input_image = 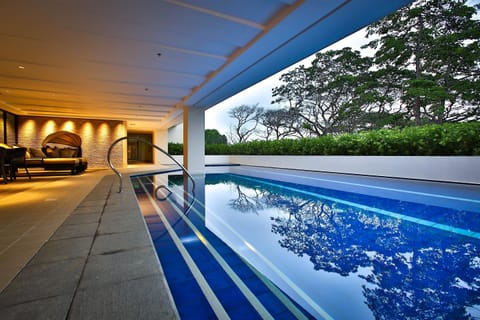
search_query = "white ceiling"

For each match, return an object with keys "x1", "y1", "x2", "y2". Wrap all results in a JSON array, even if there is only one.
[{"x1": 0, "y1": 0, "x2": 413, "y2": 130}]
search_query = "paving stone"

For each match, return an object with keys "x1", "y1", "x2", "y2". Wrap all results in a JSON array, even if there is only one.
[
  {"x1": 101, "y1": 208, "x2": 135, "y2": 218},
  {"x1": 82, "y1": 190, "x2": 111, "y2": 201},
  {"x1": 71, "y1": 206, "x2": 103, "y2": 215},
  {"x1": 102, "y1": 205, "x2": 141, "y2": 215},
  {"x1": 50, "y1": 222, "x2": 98, "y2": 240},
  {"x1": 69, "y1": 275, "x2": 177, "y2": 320},
  {"x1": 0, "y1": 294, "x2": 71, "y2": 320},
  {"x1": 97, "y1": 216, "x2": 145, "y2": 235},
  {"x1": 77, "y1": 200, "x2": 106, "y2": 208},
  {"x1": 91, "y1": 231, "x2": 151, "y2": 255},
  {"x1": 79, "y1": 247, "x2": 160, "y2": 289},
  {"x1": 0, "y1": 258, "x2": 84, "y2": 307},
  {"x1": 63, "y1": 213, "x2": 101, "y2": 225},
  {"x1": 28, "y1": 237, "x2": 93, "y2": 266}
]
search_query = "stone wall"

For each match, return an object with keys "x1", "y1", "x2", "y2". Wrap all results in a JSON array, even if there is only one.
[{"x1": 17, "y1": 116, "x2": 127, "y2": 169}]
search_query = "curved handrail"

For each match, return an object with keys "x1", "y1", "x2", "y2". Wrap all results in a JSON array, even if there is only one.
[
  {"x1": 155, "y1": 185, "x2": 172, "y2": 201},
  {"x1": 107, "y1": 136, "x2": 196, "y2": 194}
]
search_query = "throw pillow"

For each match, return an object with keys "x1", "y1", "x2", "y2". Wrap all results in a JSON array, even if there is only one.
[{"x1": 29, "y1": 147, "x2": 46, "y2": 158}]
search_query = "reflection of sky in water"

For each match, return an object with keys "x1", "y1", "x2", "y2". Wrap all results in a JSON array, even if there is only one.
[{"x1": 203, "y1": 174, "x2": 480, "y2": 320}]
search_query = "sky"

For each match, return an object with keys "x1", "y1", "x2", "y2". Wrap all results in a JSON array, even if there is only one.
[{"x1": 204, "y1": 27, "x2": 375, "y2": 137}]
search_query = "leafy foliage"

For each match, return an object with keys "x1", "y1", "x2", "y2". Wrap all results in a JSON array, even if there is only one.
[
  {"x1": 364, "y1": 0, "x2": 480, "y2": 124},
  {"x1": 205, "y1": 129, "x2": 227, "y2": 145},
  {"x1": 172, "y1": 122, "x2": 480, "y2": 156},
  {"x1": 168, "y1": 142, "x2": 183, "y2": 155},
  {"x1": 272, "y1": 48, "x2": 375, "y2": 136},
  {"x1": 267, "y1": 0, "x2": 480, "y2": 135}
]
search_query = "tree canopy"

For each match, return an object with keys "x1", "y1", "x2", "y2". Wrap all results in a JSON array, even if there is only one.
[
  {"x1": 263, "y1": 0, "x2": 480, "y2": 138},
  {"x1": 205, "y1": 129, "x2": 227, "y2": 145},
  {"x1": 223, "y1": 0, "x2": 479, "y2": 142},
  {"x1": 364, "y1": 0, "x2": 480, "y2": 125}
]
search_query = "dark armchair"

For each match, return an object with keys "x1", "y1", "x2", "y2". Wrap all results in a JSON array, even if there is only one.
[{"x1": 0, "y1": 144, "x2": 30, "y2": 183}]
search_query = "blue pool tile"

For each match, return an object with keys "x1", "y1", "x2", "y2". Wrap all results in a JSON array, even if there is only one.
[
  {"x1": 202, "y1": 269, "x2": 234, "y2": 291},
  {"x1": 221, "y1": 252, "x2": 245, "y2": 267},
  {"x1": 147, "y1": 222, "x2": 166, "y2": 232},
  {"x1": 153, "y1": 241, "x2": 178, "y2": 255},
  {"x1": 179, "y1": 303, "x2": 216, "y2": 320},
  {"x1": 228, "y1": 303, "x2": 262, "y2": 320},
  {"x1": 275, "y1": 309, "x2": 314, "y2": 320},
  {"x1": 169, "y1": 279, "x2": 216, "y2": 320},
  {"x1": 243, "y1": 276, "x2": 270, "y2": 296},
  {"x1": 216, "y1": 285, "x2": 254, "y2": 312},
  {"x1": 233, "y1": 263, "x2": 256, "y2": 279},
  {"x1": 257, "y1": 290, "x2": 290, "y2": 315}
]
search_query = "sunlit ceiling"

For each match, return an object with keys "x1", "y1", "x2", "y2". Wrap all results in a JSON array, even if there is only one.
[{"x1": 0, "y1": 0, "x2": 413, "y2": 130}]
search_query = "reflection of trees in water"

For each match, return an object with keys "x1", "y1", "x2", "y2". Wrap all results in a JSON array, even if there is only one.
[
  {"x1": 363, "y1": 241, "x2": 480, "y2": 320},
  {"x1": 229, "y1": 184, "x2": 268, "y2": 214},
  {"x1": 207, "y1": 174, "x2": 480, "y2": 319}
]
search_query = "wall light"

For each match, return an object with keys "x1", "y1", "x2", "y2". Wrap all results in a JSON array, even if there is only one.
[
  {"x1": 43, "y1": 120, "x2": 57, "y2": 136},
  {"x1": 62, "y1": 120, "x2": 75, "y2": 132}
]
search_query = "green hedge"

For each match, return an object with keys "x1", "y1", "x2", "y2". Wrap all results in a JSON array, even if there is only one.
[
  {"x1": 168, "y1": 143, "x2": 183, "y2": 155},
  {"x1": 169, "y1": 122, "x2": 480, "y2": 156}
]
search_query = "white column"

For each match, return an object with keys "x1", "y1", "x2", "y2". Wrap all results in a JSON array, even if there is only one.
[
  {"x1": 183, "y1": 106, "x2": 205, "y2": 174},
  {"x1": 153, "y1": 128, "x2": 168, "y2": 165}
]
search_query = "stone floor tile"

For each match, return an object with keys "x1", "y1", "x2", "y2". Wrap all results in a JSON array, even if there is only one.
[
  {"x1": 50, "y1": 222, "x2": 98, "y2": 240},
  {"x1": 0, "y1": 294, "x2": 71, "y2": 320},
  {"x1": 71, "y1": 206, "x2": 103, "y2": 215},
  {"x1": 63, "y1": 213, "x2": 101, "y2": 225},
  {"x1": 0, "y1": 258, "x2": 85, "y2": 307},
  {"x1": 28, "y1": 237, "x2": 93, "y2": 266},
  {"x1": 91, "y1": 231, "x2": 151, "y2": 255},
  {"x1": 79, "y1": 247, "x2": 160, "y2": 289},
  {"x1": 69, "y1": 275, "x2": 177, "y2": 320},
  {"x1": 77, "y1": 199, "x2": 106, "y2": 208},
  {"x1": 97, "y1": 216, "x2": 145, "y2": 235}
]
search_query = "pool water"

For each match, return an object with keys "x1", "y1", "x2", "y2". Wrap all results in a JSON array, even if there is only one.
[{"x1": 132, "y1": 166, "x2": 480, "y2": 319}]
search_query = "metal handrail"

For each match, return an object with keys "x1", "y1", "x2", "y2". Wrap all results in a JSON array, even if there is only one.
[
  {"x1": 107, "y1": 136, "x2": 196, "y2": 194},
  {"x1": 155, "y1": 185, "x2": 172, "y2": 201}
]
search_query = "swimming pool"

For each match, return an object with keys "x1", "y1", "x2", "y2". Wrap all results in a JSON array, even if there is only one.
[{"x1": 132, "y1": 166, "x2": 480, "y2": 319}]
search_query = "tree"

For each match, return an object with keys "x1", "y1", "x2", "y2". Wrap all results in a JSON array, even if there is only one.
[
  {"x1": 364, "y1": 0, "x2": 480, "y2": 124},
  {"x1": 259, "y1": 109, "x2": 301, "y2": 140},
  {"x1": 205, "y1": 129, "x2": 227, "y2": 144},
  {"x1": 228, "y1": 104, "x2": 264, "y2": 143},
  {"x1": 272, "y1": 48, "x2": 374, "y2": 135}
]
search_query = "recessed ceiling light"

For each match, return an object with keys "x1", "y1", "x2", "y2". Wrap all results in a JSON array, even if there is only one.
[{"x1": 18, "y1": 65, "x2": 25, "y2": 69}]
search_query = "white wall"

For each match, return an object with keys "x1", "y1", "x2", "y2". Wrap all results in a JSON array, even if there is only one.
[
  {"x1": 168, "y1": 124, "x2": 183, "y2": 143},
  {"x1": 153, "y1": 129, "x2": 169, "y2": 165},
  {"x1": 197, "y1": 155, "x2": 480, "y2": 185}
]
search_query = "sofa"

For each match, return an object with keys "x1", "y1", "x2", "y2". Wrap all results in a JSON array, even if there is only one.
[
  {"x1": 25, "y1": 147, "x2": 88, "y2": 174},
  {"x1": 21, "y1": 131, "x2": 88, "y2": 175}
]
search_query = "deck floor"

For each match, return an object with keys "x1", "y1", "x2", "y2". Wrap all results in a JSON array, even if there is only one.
[{"x1": 0, "y1": 167, "x2": 177, "y2": 319}]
